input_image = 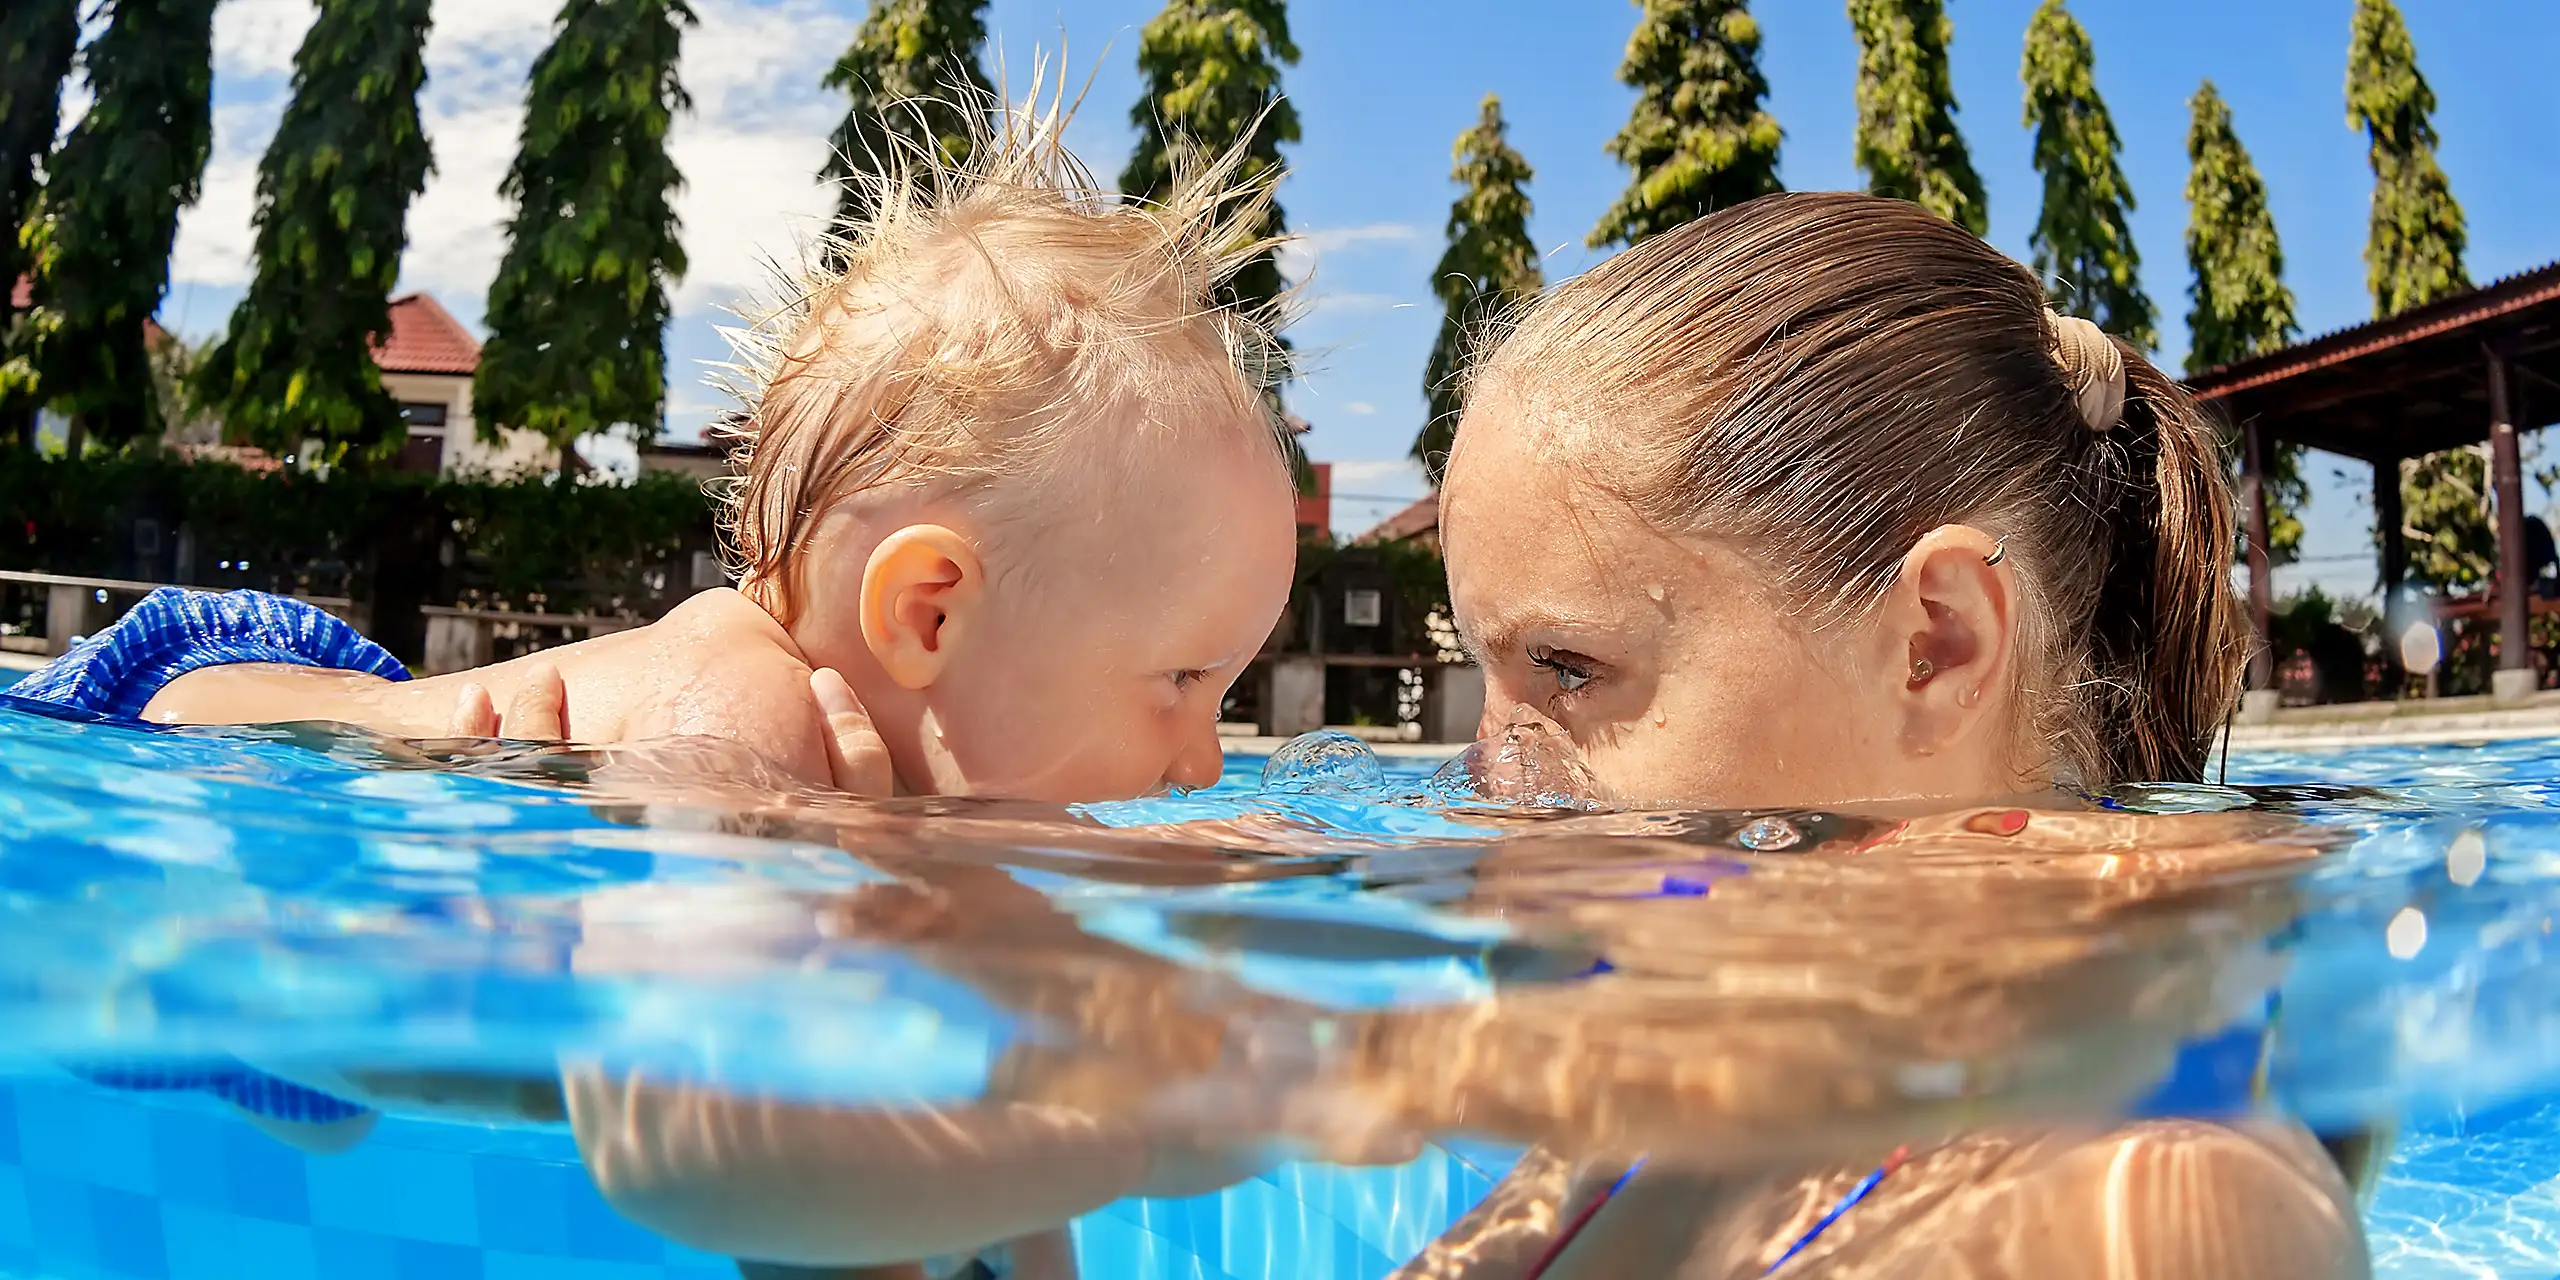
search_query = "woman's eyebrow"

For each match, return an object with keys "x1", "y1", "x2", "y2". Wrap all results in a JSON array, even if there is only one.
[{"x1": 1467, "y1": 608, "x2": 1592, "y2": 660}]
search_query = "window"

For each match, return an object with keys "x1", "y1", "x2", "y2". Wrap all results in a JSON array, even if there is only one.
[
  {"x1": 396, "y1": 432, "x2": 445, "y2": 473},
  {"x1": 1344, "y1": 588, "x2": 1383, "y2": 628},
  {"x1": 399, "y1": 401, "x2": 449, "y2": 428}
]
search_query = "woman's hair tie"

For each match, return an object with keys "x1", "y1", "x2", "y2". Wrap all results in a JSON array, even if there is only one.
[{"x1": 2045, "y1": 310, "x2": 2126, "y2": 434}]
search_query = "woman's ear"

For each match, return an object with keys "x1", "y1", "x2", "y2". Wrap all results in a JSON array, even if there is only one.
[
  {"x1": 859, "y1": 526, "x2": 983, "y2": 691},
  {"x1": 1879, "y1": 524, "x2": 2016, "y2": 758}
]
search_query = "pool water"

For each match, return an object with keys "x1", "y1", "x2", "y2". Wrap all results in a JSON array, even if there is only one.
[{"x1": 0, "y1": 692, "x2": 2557, "y2": 1278}]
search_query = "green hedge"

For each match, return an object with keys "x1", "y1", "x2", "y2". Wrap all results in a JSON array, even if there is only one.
[{"x1": 0, "y1": 451, "x2": 718, "y2": 615}]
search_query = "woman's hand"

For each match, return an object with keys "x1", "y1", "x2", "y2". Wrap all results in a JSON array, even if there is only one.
[
  {"x1": 445, "y1": 662, "x2": 567, "y2": 739},
  {"x1": 808, "y1": 667, "x2": 893, "y2": 796}
]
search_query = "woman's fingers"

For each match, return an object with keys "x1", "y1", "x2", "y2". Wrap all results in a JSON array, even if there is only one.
[
  {"x1": 811, "y1": 667, "x2": 894, "y2": 796},
  {"x1": 449, "y1": 683, "x2": 497, "y2": 737},
  {"x1": 502, "y1": 663, "x2": 569, "y2": 740}
]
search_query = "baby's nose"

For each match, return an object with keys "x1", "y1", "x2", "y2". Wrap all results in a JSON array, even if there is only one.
[{"x1": 1165, "y1": 723, "x2": 1226, "y2": 791}]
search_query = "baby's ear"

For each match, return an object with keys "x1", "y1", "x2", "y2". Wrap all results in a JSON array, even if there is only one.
[{"x1": 859, "y1": 525, "x2": 982, "y2": 690}]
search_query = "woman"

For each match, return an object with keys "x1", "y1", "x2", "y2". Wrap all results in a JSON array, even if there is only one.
[{"x1": 1381, "y1": 189, "x2": 2362, "y2": 1277}]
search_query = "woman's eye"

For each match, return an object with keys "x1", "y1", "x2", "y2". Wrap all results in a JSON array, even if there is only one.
[{"x1": 1527, "y1": 646, "x2": 1597, "y2": 693}]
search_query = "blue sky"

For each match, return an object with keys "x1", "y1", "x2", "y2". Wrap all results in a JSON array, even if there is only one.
[{"x1": 161, "y1": 0, "x2": 2560, "y2": 595}]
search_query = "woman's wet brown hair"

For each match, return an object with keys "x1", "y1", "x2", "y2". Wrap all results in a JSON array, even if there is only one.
[{"x1": 1468, "y1": 191, "x2": 2248, "y2": 787}]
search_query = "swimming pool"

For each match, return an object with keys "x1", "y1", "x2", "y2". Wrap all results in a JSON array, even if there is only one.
[{"x1": 0, "y1": 691, "x2": 2555, "y2": 1278}]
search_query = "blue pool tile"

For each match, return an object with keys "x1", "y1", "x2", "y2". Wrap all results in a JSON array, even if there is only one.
[
  {"x1": 24, "y1": 1170, "x2": 97, "y2": 1270},
  {"x1": 312, "y1": 1227, "x2": 398, "y2": 1279},
  {"x1": 0, "y1": 1166, "x2": 28, "y2": 1251},
  {"x1": 481, "y1": 1251, "x2": 661, "y2": 1280},
  {"x1": 559, "y1": 1174, "x2": 668, "y2": 1264},
  {"x1": 658, "y1": 1237, "x2": 735, "y2": 1270},
  {"x1": 308, "y1": 1146, "x2": 478, "y2": 1247},
  {"x1": 228, "y1": 1217, "x2": 321, "y2": 1280},
  {"x1": 393, "y1": 1238, "x2": 483, "y2": 1280},
  {"x1": 0, "y1": 1083, "x2": 20, "y2": 1164},
  {"x1": 145, "y1": 1109, "x2": 234, "y2": 1214},
  {"x1": 1076, "y1": 1210, "x2": 1220, "y2": 1280},
  {"x1": 218, "y1": 1125, "x2": 309, "y2": 1224},
  {"x1": 20, "y1": 1089, "x2": 157, "y2": 1197},
  {"x1": 1217, "y1": 1176, "x2": 1310, "y2": 1280},
  {"x1": 88, "y1": 1185, "x2": 169, "y2": 1279},
  {"x1": 470, "y1": 1155, "x2": 572, "y2": 1255},
  {"x1": 157, "y1": 1203, "x2": 243, "y2": 1280}
]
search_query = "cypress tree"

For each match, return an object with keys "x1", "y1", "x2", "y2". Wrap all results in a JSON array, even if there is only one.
[
  {"x1": 0, "y1": 0, "x2": 81, "y2": 447},
  {"x1": 0, "y1": 0, "x2": 79, "y2": 321},
  {"x1": 1122, "y1": 0, "x2": 1297, "y2": 325},
  {"x1": 2183, "y1": 83, "x2": 2296, "y2": 375},
  {"x1": 7, "y1": 0, "x2": 218, "y2": 450},
  {"x1": 2184, "y1": 79, "x2": 2304, "y2": 559},
  {"x1": 2347, "y1": 0, "x2": 2479, "y2": 590},
  {"x1": 194, "y1": 0, "x2": 436, "y2": 467},
  {"x1": 476, "y1": 0, "x2": 695, "y2": 466},
  {"x1": 1417, "y1": 95, "x2": 1540, "y2": 484},
  {"x1": 821, "y1": 0, "x2": 992, "y2": 229},
  {"x1": 2020, "y1": 0, "x2": 2151, "y2": 348},
  {"x1": 2347, "y1": 0, "x2": 2467, "y2": 318},
  {"x1": 1588, "y1": 0, "x2": 1782, "y2": 251},
  {"x1": 1848, "y1": 0, "x2": 1985, "y2": 236},
  {"x1": 1122, "y1": 0, "x2": 1306, "y2": 482}
]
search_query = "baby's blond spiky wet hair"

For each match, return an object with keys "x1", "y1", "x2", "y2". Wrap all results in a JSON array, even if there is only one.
[{"x1": 712, "y1": 83, "x2": 1294, "y2": 620}]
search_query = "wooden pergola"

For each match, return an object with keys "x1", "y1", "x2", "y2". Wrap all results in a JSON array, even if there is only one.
[{"x1": 2187, "y1": 261, "x2": 2560, "y2": 692}]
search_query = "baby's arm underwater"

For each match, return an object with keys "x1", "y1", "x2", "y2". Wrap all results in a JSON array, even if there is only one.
[{"x1": 554, "y1": 859, "x2": 1392, "y2": 1272}]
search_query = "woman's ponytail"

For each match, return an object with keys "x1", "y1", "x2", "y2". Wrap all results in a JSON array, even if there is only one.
[{"x1": 2087, "y1": 351, "x2": 2251, "y2": 784}]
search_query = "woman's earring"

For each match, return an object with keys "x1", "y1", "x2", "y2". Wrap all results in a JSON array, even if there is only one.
[
  {"x1": 1983, "y1": 537, "x2": 2008, "y2": 568},
  {"x1": 1910, "y1": 657, "x2": 1936, "y2": 684}
]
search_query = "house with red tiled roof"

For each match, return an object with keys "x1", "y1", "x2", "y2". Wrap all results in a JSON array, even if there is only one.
[
  {"x1": 1358, "y1": 491, "x2": 1439, "y2": 553},
  {"x1": 373, "y1": 292, "x2": 552, "y2": 478},
  {"x1": 12, "y1": 283, "x2": 542, "y2": 475}
]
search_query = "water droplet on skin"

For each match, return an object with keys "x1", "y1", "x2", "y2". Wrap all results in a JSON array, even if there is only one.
[
  {"x1": 2387, "y1": 906, "x2": 2428, "y2": 960},
  {"x1": 2448, "y1": 828, "x2": 2487, "y2": 887},
  {"x1": 1737, "y1": 817, "x2": 1801, "y2": 851},
  {"x1": 1645, "y1": 584, "x2": 1665, "y2": 602},
  {"x1": 1896, "y1": 1060, "x2": 1966, "y2": 1099},
  {"x1": 1651, "y1": 711, "x2": 1668, "y2": 728}
]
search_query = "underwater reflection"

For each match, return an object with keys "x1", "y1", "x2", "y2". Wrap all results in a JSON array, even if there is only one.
[{"x1": 12, "y1": 709, "x2": 2560, "y2": 1276}]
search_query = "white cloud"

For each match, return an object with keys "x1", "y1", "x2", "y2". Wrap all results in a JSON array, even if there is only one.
[
  {"x1": 1278, "y1": 220, "x2": 1427, "y2": 283},
  {"x1": 1326, "y1": 457, "x2": 1428, "y2": 496},
  {"x1": 210, "y1": 0, "x2": 315, "y2": 80},
  {"x1": 1343, "y1": 401, "x2": 1376, "y2": 415},
  {"x1": 1302, "y1": 291, "x2": 1407, "y2": 316},
  {"x1": 1302, "y1": 222, "x2": 1428, "y2": 254},
  {"x1": 172, "y1": 0, "x2": 857, "y2": 342}
]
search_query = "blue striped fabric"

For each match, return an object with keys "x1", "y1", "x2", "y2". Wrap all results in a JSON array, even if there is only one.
[
  {"x1": 63, "y1": 1065, "x2": 371, "y2": 1127},
  {"x1": 9, "y1": 588, "x2": 407, "y2": 721},
  {"x1": 5, "y1": 588, "x2": 406, "y2": 1135}
]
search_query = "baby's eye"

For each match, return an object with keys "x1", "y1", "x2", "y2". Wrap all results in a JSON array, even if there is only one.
[
  {"x1": 1527, "y1": 646, "x2": 1598, "y2": 694},
  {"x1": 1171, "y1": 668, "x2": 1209, "y2": 692}
]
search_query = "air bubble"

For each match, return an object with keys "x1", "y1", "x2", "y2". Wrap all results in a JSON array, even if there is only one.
[{"x1": 1261, "y1": 730, "x2": 1385, "y2": 795}]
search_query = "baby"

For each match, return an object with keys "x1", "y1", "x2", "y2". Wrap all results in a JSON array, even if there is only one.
[
  {"x1": 2, "y1": 104, "x2": 1306, "y2": 1280},
  {"x1": 52, "y1": 108, "x2": 1299, "y2": 804}
]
